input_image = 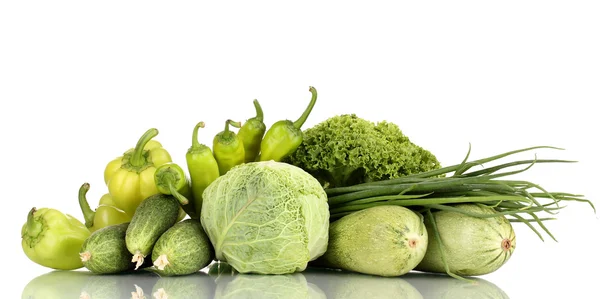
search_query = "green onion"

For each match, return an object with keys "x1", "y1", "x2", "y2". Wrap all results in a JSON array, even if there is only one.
[
  {"x1": 326, "y1": 145, "x2": 595, "y2": 238},
  {"x1": 325, "y1": 145, "x2": 594, "y2": 280}
]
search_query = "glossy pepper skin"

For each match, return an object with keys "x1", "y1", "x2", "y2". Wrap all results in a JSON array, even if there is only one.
[
  {"x1": 155, "y1": 162, "x2": 197, "y2": 219},
  {"x1": 104, "y1": 128, "x2": 172, "y2": 216},
  {"x1": 259, "y1": 86, "x2": 318, "y2": 162},
  {"x1": 238, "y1": 99, "x2": 266, "y2": 163},
  {"x1": 213, "y1": 119, "x2": 245, "y2": 175},
  {"x1": 186, "y1": 122, "x2": 220, "y2": 216},
  {"x1": 78, "y1": 183, "x2": 132, "y2": 233},
  {"x1": 21, "y1": 207, "x2": 91, "y2": 270}
]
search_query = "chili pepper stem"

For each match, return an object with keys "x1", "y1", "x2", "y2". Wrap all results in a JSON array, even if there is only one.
[
  {"x1": 155, "y1": 164, "x2": 191, "y2": 206},
  {"x1": 130, "y1": 128, "x2": 159, "y2": 167},
  {"x1": 26, "y1": 208, "x2": 43, "y2": 238},
  {"x1": 191, "y1": 122, "x2": 206, "y2": 149},
  {"x1": 225, "y1": 119, "x2": 242, "y2": 133},
  {"x1": 168, "y1": 183, "x2": 189, "y2": 206},
  {"x1": 78, "y1": 183, "x2": 95, "y2": 228},
  {"x1": 293, "y1": 86, "x2": 318, "y2": 129},
  {"x1": 253, "y1": 99, "x2": 264, "y2": 122}
]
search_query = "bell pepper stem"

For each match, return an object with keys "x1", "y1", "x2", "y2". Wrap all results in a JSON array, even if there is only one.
[
  {"x1": 253, "y1": 99, "x2": 264, "y2": 122},
  {"x1": 191, "y1": 122, "x2": 206, "y2": 149},
  {"x1": 26, "y1": 207, "x2": 43, "y2": 237},
  {"x1": 293, "y1": 86, "x2": 318, "y2": 129},
  {"x1": 78, "y1": 183, "x2": 95, "y2": 228},
  {"x1": 169, "y1": 183, "x2": 189, "y2": 206},
  {"x1": 130, "y1": 128, "x2": 159, "y2": 167}
]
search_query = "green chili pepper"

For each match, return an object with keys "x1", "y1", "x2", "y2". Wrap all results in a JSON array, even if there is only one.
[
  {"x1": 186, "y1": 122, "x2": 220, "y2": 217},
  {"x1": 238, "y1": 99, "x2": 267, "y2": 163},
  {"x1": 21, "y1": 207, "x2": 91, "y2": 270},
  {"x1": 78, "y1": 183, "x2": 132, "y2": 233},
  {"x1": 155, "y1": 162, "x2": 198, "y2": 219},
  {"x1": 259, "y1": 86, "x2": 318, "y2": 162},
  {"x1": 213, "y1": 119, "x2": 245, "y2": 175}
]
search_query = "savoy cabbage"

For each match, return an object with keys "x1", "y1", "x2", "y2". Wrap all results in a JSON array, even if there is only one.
[{"x1": 200, "y1": 161, "x2": 330, "y2": 274}]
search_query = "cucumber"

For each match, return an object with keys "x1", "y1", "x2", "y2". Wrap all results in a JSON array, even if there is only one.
[
  {"x1": 315, "y1": 205, "x2": 428, "y2": 277},
  {"x1": 151, "y1": 272, "x2": 215, "y2": 299},
  {"x1": 415, "y1": 203, "x2": 516, "y2": 276},
  {"x1": 151, "y1": 219, "x2": 214, "y2": 276},
  {"x1": 79, "y1": 274, "x2": 120, "y2": 299},
  {"x1": 80, "y1": 271, "x2": 160, "y2": 299},
  {"x1": 79, "y1": 222, "x2": 133, "y2": 274},
  {"x1": 126, "y1": 194, "x2": 181, "y2": 270}
]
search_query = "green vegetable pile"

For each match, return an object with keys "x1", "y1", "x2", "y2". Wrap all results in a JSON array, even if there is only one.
[{"x1": 21, "y1": 86, "x2": 594, "y2": 283}]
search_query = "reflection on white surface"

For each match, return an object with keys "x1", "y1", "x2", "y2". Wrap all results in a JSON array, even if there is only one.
[
  {"x1": 214, "y1": 272, "x2": 325, "y2": 299},
  {"x1": 402, "y1": 272, "x2": 510, "y2": 299},
  {"x1": 149, "y1": 272, "x2": 214, "y2": 299},
  {"x1": 21, "y1": 270, "x2": 163, "y2": 299},
  {"x1": 21, "y1": 263, "x2": 509, "y2": 299}
]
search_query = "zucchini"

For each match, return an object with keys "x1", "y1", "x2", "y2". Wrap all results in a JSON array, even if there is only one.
[
  {"x1": 315, "y1": 205, "x2": 428, "y2": 277},
  {"x1": 303, "y1": 268, "x2": 421, "y2": 299},
  {"x1": 151, "y1": 219, "x2": 214, "y2": 276},
  {"x1": 79, "y1": 222, "x2": 132, "y2": 274},
  {"x1": 126, "y1": 194, "x2": 181, "y2": 270},
  {"x1": 415, "y1": 203, "x2": 516, "y2": 276},
  {"x1": 405, "y1": 273, "x2": 509, "y2": 298}
]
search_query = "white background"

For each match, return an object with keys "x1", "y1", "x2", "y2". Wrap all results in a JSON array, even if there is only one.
[{"x1": 2, "y1": 1, "x2": 599, "y2": 298}]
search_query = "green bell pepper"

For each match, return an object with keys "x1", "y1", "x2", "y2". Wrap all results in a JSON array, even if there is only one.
[{"x1": 21, "y1": 207, "x2": 91, "y2": 270}]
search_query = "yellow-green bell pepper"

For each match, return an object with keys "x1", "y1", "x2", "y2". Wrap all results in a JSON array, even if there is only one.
[
  {"x1": 21, "y1": 207, "x2": 91, "y2": 270},
  {"x1": 78, "y1": 183, "x2": 132, "y2": 232},
  {"x1": 103, "y1": 128, "x2": 172, "y2": 216}
]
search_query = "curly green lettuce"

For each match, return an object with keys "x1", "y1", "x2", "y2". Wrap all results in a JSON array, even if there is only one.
[{"x1": 284, "y1": 114, "x2": 441, "y2": 188}]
